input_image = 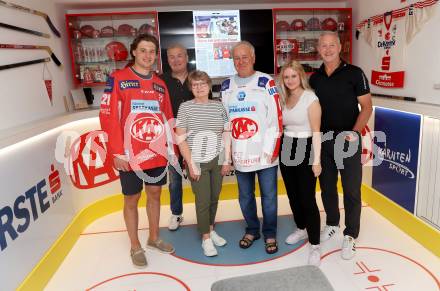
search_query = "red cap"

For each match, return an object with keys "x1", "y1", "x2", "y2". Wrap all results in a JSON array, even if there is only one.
[
  {"x1": 276, "y1": 21, "x2": 290, "y2": 32},
  {"x1": 291, "y1": 19, "x2": 306, "y2": 31},
  {"x1": 322, "y1": 18, "x2": 338, "y2": 31}
]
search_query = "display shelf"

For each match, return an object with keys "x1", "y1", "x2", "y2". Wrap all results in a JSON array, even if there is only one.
[
  {"x1": 65, "y1": 11, "x2": 159, "y2": 87},
  {"x1": 273, "y1": 8, "x2": 352, "y2": 74}
]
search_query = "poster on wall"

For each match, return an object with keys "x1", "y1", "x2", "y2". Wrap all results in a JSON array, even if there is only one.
[
  {"x1": 193, "y1": 10, "x2": 240, "y2": 77},
  {"x1": 372, "y1": 107, "x2": 421, "y2": 213}
]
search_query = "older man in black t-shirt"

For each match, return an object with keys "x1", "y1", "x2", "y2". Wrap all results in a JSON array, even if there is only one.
[
  {"x1": 309, "y1": 31, "x2": 372, "y2": 260},
  {"x1": 161, "y1": 44, "x2": 194, "y2": 231}
]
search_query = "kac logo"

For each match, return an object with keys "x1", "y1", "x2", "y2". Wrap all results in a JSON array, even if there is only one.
[
  {"x1": 69, "y1": 131, "x2": 119, "y2": 189},
  {"x1": 0, "y1": 165, "x2": 63, "y2": 251},
  {"x1": 231, "y1": 117, "x2": 258, "y2": 140},
  {"x1": 130, "y1": 116, "x2": 164, "y2": 143}
]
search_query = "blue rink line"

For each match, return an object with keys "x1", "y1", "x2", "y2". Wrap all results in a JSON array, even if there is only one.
[{"x1": 159, "y1": 215, "x2": 307, "y2": 266}]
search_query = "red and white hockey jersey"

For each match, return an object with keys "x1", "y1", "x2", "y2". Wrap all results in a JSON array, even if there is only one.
[
  {"x1": 357, "y1": 0, "x2": 437, "y2": 88},
  {"x1": 99, "y1": 67, "x2": 175, "y2": 171},
  {"x1": 221, "y1": 72, "x2": 283, "y2": 172}
]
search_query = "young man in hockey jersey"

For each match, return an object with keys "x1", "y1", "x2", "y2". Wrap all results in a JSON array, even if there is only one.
[
  {"x1": 99, "y1": 34, "x2": 176, "y2": 268},
  {"x1": 221, "y1": 41, "x2": 283, "y2": 254},
  {"x1": 309, "y1": 31, "x2": 372, "y2": 259}
]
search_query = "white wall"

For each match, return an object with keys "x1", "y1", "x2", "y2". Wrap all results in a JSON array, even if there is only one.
[
  {"x1": 348, "y1": 0, "x2": 440, "y2": 105},
  {"x1": 0, "y1": 0, "x2": 72, "y2": 132}
]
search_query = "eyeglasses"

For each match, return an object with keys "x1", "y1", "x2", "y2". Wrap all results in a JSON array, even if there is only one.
[{"x1": 191, "y1": 82, "x2": 209, "y2": 88}]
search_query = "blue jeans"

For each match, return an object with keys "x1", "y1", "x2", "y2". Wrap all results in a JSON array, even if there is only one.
[
  {"x1": 169, "y1": 157, "x2": 184, "y2": 215},
  {"x1": 235, "y1": 166, "x2": 278, "y2": 239}
]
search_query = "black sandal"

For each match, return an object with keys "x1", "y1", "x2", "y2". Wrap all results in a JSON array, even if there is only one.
[
  {"x1": 239, "y1": 234, "x2": 261, "y2": 249},
  {"x1": 265, "y1": 239, "x2": 278, "y2": 254}
]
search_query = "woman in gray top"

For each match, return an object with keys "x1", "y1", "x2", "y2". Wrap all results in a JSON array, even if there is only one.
[{"x1": 176, "y1": 70, "x2": 232, "y2": 257}]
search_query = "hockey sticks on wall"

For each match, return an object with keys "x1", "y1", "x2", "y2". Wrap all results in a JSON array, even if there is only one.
[
  {"x1": 0, "y1": 22, "x2": 50, "y2": 38},
  {"x1": 0, "y1": 43, "x2": 62, "y2": 66},
  {"x1": 0, "y1": 57, "x2": 50, "y2": 71},
  {"x1": 0, "y1": 0, "x2": 61, "y2": 37}
]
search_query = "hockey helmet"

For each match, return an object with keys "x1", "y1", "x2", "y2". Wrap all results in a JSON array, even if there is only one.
[
  {"x1": 80, "y1": 25, "x2": 95, "y2": 38},
  {"x1": 105, "y1": 41, "x2": 128, "y2": 61},
  {"x1": 139, "y1": 23, "x2": 155, "y2": 36},
  {"x1": 117, "y1": 24, "x2": 134, "y2": 36},
  {"x1": 322, "y1": 18, "x2": 338, "y2": 31},
  {"x1": 306, "y1": 17, "x2": 321, "y2": 31},
  {"x1": 100, "y1": 26, "x2": 115, "y2": 37},
  {"x1": 276, "y1": 21, "x2": 290, "y2": 32},
  {"x1": 291, "y1": 19, "x2": 306, "y2": 31}
]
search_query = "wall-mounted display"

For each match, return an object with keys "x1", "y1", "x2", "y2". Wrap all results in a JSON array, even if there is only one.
[
  {"x1": 273, "y1": 8, "x2": 352, "y2": 74},
  {"x1": 65, "y1": 11, "x2": 160, "y2": 87}
]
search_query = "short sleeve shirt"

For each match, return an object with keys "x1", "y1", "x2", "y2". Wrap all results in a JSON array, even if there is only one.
[{"x1": 309, "y1": 61, "x2": 370, "y2": 132}]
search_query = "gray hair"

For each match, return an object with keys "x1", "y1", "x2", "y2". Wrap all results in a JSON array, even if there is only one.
[
  {"x1": 167, "y1": 43, "x2": 188, "y2": 55},
  {"x1": 318, "y1": 31, "x2": 341, "y2": 46},
  {"x1": 232, "y1": 41, "x2": 255, "y2": 57}
]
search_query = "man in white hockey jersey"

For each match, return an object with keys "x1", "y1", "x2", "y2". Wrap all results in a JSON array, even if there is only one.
[{"x1": 221, "y1": 41, "x2": 283, "y2": 254}]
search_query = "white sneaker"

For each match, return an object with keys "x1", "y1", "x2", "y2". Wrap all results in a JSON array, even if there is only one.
[
  {"x1": 168, "y1": 214, "x2": 183, "y2": 231},
  {"x1": 341, "y1": 235, "x2": 356, "y2": 260},
  {"x1": 210, "y1": 230, "x2": 227, "y2": 247},
  {"x1": 308, "y1": 244, "x2": 321, "y2": 266},
  {"x1": 320, "y1": 225, "x2": 340, "y2": 242},
  {"x1": 285, "y1": 228, "x2": 308, "y2": 245},
  {"x1": 202, "y1": 238, "x2": 218, "y2": 257}
]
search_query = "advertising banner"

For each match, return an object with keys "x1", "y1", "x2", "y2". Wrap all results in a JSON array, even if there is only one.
[{"x1": 372, "y1": 107, "x2": 421, "y2": 213}]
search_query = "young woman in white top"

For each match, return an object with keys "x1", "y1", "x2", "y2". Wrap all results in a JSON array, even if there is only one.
[{"x1": 278, "y1": 60, "x2": 322, "y2": 266}]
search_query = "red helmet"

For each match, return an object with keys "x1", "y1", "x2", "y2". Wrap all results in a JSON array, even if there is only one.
[
  {"x1": 306, "y1": 17, "x2": 321, "y2": 31},
  {"x1": 276, "y1": 21, "x2": 290, "y2": 32},
  {"x1": 100, "y1": 26, "x2": 115, "y2": 37},
  {"x1": 291, "y1": 19, "x2": 306, "y2": 31},
  {"x1": 105, "y1": 41, "x2": 128, "y2": 61},
  {"x1": 117, "y1": 24, "x2": 134, "y2": 36},
  {"x1": 80, "y1": 25, "x2": 95, "y2": 38},
  {"x1": 322, "y1": 18, "x2": 338, "y2": 31},
  {"x1": 139, "y1": 24, "x2": 155, "y2": 36}
]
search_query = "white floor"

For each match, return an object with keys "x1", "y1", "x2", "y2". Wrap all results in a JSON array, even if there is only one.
[{"x1": 45, "y1": 194, "x2": 440, "y2": 291}]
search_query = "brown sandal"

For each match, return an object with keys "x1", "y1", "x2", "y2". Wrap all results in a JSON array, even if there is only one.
[
  {"x1": 265, "y1": 239, "x2": 278, "y2": 254},
  {"x1": 239, "y1": 234, "x2": 261, "y2": 249}
]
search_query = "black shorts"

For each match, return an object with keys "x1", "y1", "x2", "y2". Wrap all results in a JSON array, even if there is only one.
[{"x1": 119, "y1": 167, "x2": 167, "y2": 195}]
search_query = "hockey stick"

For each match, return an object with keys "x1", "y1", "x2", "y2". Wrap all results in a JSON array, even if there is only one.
[
  {"x1": 0, "y1": 57, "x2": 50, "y2": 71},
  {"x1": 0, "y1": 0, "x2": 60, "y2": 37},
  {"x1": 0, "y1": 43, "x2": 61, "y2": 66},
  {"x1": 0, "y1": 22, "x2": 50, "y2": 38}
]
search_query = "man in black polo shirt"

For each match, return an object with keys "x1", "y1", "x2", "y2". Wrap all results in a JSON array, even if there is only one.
[
  {"x1": 161, "y1": 44, "x2": 194, "y2": 230},
  {"x1": 309, "y1": 31, "x2": 372, "y2": 260}
]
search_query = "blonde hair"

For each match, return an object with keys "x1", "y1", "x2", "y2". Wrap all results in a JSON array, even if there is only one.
[
  {"x1": 278, "y1": 60, "x2": 311, "y2": 108},
  {"x1": 187, "y1": 70, "x2": 212, "y2": 89}
]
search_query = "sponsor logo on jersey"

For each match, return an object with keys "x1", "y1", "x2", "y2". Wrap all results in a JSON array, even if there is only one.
[
  {"x1": 131, "y1": 100, "x2": 161, "y2": 113},
  {"x1": 69, "y1": 131, "x2": 119, "y2": 189},
  {"x1": 153, "y1": 83, "x2": 165, "y2": 94},
  {"x1": 268, "y1": 79, "x2": 278, "y2": 96},
  {"x1": 257, "y1": 76, "x2": 269, "y2": 88},
  {"x1": 221, "y1": 79, "x2": 230, "y2": 91},
  {"x1": 236, "y1": 91, "x2": 246, "y2": 101},
  {"x1": 231, "y1": 117, "x2": 259, "y2": 140},
  {"x1": 377, "y1": 39, "x2": 396, "y2": 50},
  {"x1": 228, "y1": 102, "x2": 257, "y2": 115},
  {"x1": 119, "y1": 80, "x2": 140, "y2": 90},
  {"x1": 0, "y1": 165, "x2": 63, "y2": 251},
  {"x1": 130, "y1": 116, "x2": 164, "y2": 143},
  {"x1": 104, "y1": 76, "x2": 114, "y2": 93}
]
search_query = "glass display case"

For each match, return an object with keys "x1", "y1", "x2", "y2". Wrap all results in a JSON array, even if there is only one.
[
  {"x1": 273, "y1": 8, "x2": 352, "y2": 74},
  {"x1": 66, "y1": 11, "x2": 160, "y2": 87}
]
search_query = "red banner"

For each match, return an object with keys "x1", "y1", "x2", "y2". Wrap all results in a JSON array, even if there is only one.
[
  {"x1": 44, "y1": 79, "x2": 53, "y2": 105},
  {"x1": 371, "y1": 70, "x2": 405, "y2": 88}
]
